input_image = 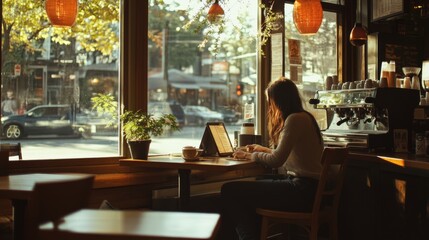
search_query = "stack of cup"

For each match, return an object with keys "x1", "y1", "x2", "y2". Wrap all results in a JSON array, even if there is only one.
[
  {"x1": 396, "y1": 78, "x2": 402, "y2": 88},
  {"x1": 387, "y1": 61, "x2": 396, "y2": 88},
  {"x1": 380, "y1": 61, "x2": 389, "y2": 80},
  {"x1": 331, "y1": 75, "x2": 339, "y2": 90},
  {"x1": 325, "y1": 76, "x2": 333, "y2": 90}
]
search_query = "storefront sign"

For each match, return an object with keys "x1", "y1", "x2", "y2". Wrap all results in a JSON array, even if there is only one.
[{"x1": 14, "y1": 64, "x2": 21, "y2": 76}]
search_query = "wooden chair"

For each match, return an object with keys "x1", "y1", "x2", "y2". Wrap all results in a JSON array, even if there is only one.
[
  {"x1": 0, "y1": 143, "x2": 22, "y2": 160},
  {"x1": 26, "y1": 174, "x2": 95, "y2": 240},
  {"x1": 0, "y1": 149, "x2": 9, "y2": 176},
  {"x1": 256, "y1": 147, "x2": 349, "y2": 240},
  {"x1": 0, "y1": 149, "x2": 13, "y2": 236}
]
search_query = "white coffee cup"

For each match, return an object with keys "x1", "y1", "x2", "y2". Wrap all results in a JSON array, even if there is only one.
[{"x1": 182, "y1": 146, "x2": 203, "y2": 160}]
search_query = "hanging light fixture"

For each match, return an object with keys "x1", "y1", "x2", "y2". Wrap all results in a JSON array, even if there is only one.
[
  {"x1": 45, "y1": 0, "x2": 78, "y2": 27},
  {"x1": 208, "y1": 0, "x2": 224, "y2": 24},
  {"x1": 293, "y1": 0, "x2": 323, "y2": 35},
  {"x1": 349, "y1": 0, "x2": 367, "y2": 46}
]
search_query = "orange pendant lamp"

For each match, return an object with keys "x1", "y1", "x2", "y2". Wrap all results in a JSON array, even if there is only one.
[
  {"x1": 349, "y1": 23, "x2": 367, "y2": 46},
  {"x1": 45, "y1": 0, "x2": 78, "y2": 27},
  {"x1": 293, "y1": 0, "x2": 323, "y2": 35},
  {"x1": 208, "y1": 0, "x2": 224, "y2": 24},
  {"x1": 349, "y1": 0, "x2": 367, "y2": 46}
]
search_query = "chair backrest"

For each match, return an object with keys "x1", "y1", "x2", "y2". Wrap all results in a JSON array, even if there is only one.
[
  {"x1": 0, "y1": 149, "x2": 9, "y2": 176},
  {"x1": 311, "y1": 147, "x2": 348, "y2": 219},
  {"x1": 27, "y1": 174, "x2": 95, "y2": 237},
  {"x1": 0, "y1": 143, "x2": 22, "y2": 160}
]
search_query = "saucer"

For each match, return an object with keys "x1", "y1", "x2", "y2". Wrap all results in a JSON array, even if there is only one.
[{"x1": 183, "y1": 157, "x2": 199, "y2": 161}]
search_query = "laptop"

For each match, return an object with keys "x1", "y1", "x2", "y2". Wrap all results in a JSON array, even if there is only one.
[{"x1": 199, "y1": 122, "x2": 234, "y2": 157}]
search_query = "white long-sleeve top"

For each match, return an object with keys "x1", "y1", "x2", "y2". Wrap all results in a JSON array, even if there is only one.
[{"x1": 251, "y1": 112, "x2": 324, "y2": 180}]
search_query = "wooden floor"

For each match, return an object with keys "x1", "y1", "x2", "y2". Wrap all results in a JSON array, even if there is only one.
[{"x1": 0, "y1": 232, "x2": 12, "y2": 240}]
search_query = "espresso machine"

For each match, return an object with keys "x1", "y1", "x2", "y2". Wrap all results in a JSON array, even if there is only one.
[{"x1": 310, "y1": 88, "x2": 420, "y2": 152}]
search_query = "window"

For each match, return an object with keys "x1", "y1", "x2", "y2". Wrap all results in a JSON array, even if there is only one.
[
  {"x1": 1, "y1": 0, "x2": 121, "y2": 160},
  {"x1": 147, "y1": 0, "x2": 259, "y2": 154},
  {"x1": 281, "y1": 2, "x2": 340, "y2": 130},
  {"x1": 1, "y1": 0, "x2": 343, "y2": 161}
]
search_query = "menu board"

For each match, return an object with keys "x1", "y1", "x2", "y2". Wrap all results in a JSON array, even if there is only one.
[
  {"x1": 372, "y1": 0, "x2": 404, "y2": 21},
  {"x1": 367, "y1": 32, "x2": 422, "y2": 79},
  {"x1": 199, "y1": 122, "x2": 234, "y2": 157},
  {"x1": 384, "y1": 43, "x2": 420, "y2": 71}
]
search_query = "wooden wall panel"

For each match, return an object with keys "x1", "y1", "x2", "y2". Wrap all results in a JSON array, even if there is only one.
[{"x1": 1, "y1": 162, "x2": 268, "y2": 216}]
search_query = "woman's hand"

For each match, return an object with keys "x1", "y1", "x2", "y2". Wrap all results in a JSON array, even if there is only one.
[
  {"x1": 232, "y1": 149, "x2": 251, "y2": 160},
  {"x1": 247, "y1": 144, "x2": 271, "y2": 153}
]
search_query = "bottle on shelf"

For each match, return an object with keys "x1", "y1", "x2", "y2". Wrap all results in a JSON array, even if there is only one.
[{"x1": 413, "y1": 119, "x2": 428, "y2": 155}]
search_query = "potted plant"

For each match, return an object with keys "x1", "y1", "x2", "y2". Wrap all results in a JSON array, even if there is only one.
[
  {"x1": 121, "y1": 110, "x2": 180, "y2": 159},
  {"x1": 90, "y1": 93, "x2": 180, "y2": 159}
]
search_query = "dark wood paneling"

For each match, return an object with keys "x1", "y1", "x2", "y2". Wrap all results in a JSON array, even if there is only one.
[
  {"x1": 1, "y1": 161, "x2": 268, "y2": 216},
  {"x1": 340, "y1": 152, "x2": 429, "y2": 240}
]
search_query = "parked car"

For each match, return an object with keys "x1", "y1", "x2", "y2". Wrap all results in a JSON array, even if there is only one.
[
  {"x1": 218, "y1": 106, "x2": 241, "y2": 123},
  {"x1": 1, "y1": 105, "x2": 77, "y2": 139},
  {"x1": 148, "y1": 101, "x2": 185, "y2": 127},
  {"x1": 183, "y1": 105, "x2": 223, "y2": 125}
]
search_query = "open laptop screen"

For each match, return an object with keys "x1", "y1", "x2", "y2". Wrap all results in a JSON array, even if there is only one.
[{"x1": 199, "y1": 122, "x2": 234, "y2": 157}]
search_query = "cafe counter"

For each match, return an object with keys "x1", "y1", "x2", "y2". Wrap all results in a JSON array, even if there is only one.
[
  {"x1": 349, "y1": 151, "x2": 429, "y2": 173},
  {"x1": 340, "y1": 151, "x2": 429, "y2": 240}
]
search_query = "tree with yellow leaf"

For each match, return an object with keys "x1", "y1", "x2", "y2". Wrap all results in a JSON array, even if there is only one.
[{"x1": 1, "y1": 0, "x2": 120, "y2": 72}]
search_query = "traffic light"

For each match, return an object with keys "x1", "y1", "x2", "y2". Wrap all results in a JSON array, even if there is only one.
[{"x1": 236, "y1": 83, "x2": 244, "y2": 96}]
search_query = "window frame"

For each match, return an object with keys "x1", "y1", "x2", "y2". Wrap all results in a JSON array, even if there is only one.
[
  {"x1": 3, "y1": 0, "x2": 352, "y2": 170},
  {"x1": 259, "y1": 0, "x2": 348, "y2": 140},
  {"x1": 2, "y1": 0, "x2": 139, "y2": 167}
]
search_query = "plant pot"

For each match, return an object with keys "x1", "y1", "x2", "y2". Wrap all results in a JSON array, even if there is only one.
[{"x1": 127, "y1": 140, "x2": 151, "y2": 159}]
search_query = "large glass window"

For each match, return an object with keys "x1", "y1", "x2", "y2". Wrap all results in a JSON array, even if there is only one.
[
  {"x1": 283, "y1": 3, "x2": 339, "y2": 130},
  {"x1": 1, "y1": 0, "x2": 341, "y2": 161},
  {"x1": 1, "y1": 0, "x2": 121, "y2": 160},
  {"x1": 147, "y1": 0, "x2": 258, "y2": 154}
]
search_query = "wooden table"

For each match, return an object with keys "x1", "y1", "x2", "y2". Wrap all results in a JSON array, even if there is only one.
[
  {"x1": 39, "y1": 209, "x2": 221, "y2": 240},
  {"x1": 0, "y1": 173, "x2": 93, "y2": 240},
  {"x1": 119, "y1": 156, "x2": 258, "y2": 209}
]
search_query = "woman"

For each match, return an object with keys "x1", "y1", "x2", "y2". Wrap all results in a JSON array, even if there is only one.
[{"x1": 220, "y1": 77, "x2": 324, "y2": 240}]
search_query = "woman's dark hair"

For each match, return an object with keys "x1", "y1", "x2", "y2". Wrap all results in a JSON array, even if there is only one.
[{"x1": 266, "y1": 77, "x2": 322, "y2": 145}]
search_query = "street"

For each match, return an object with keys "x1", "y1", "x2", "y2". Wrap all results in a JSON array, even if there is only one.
[{"x1": 2, "y1": 124, "x2": 242, "y2": 160}]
